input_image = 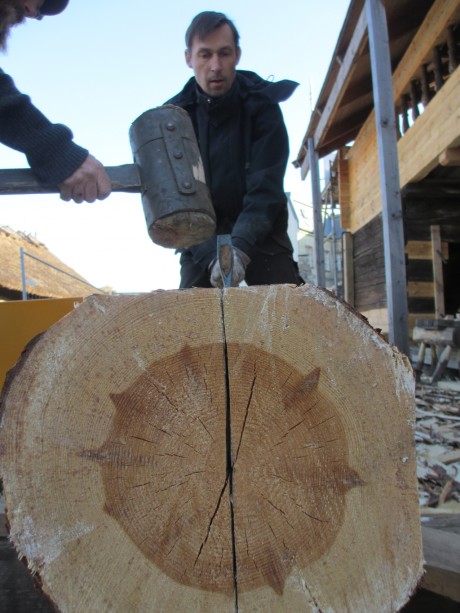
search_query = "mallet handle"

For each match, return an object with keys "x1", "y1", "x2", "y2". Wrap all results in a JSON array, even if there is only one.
[{"x1": 0, "y1": 164, "x2": 141, "y2": 195}]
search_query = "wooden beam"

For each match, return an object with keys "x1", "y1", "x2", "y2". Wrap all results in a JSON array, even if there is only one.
[
  {"x1": 338, "y1": 156, "x2": 351, "y2": 228},
  {"x1": 300, "y1": 146, "x2": 310, "y2": 180},
  {"x1": 365, "y1": 0, "x2": 410, "y2": 355},
  {"x1": 313, "y1": 7, "x2": 368, "y2": 147},
  {"x1": 308, "y1": 138, "x2": 326, "y2": 287},
  {"x1": 406, "y1": 240, "x2": 448, "y2": 260},
  {"x1": 407, "y1": 281, "x2": 434, "y2": 298},
  {"x1": 342, "y1": 231, "x2": 354, "y2": 306},
  {"x1": 422, "y1": 526, "x2": 460, "y2": 602},
  {"x1": 398, "y1": 68, "x2": 460, "y2": 184},
  {"x1": 431, "y1": 225, "x2": 445, "y2": 318},
  {"x1": 439, "y1": 147, "x2": 460, "y2": 166},
  {"x1": 392, "y1": 0, "x2": 460, "y2": 101}
]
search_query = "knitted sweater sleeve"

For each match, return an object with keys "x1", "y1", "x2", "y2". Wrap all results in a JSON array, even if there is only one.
[{"x1": 0, "y1": 68, "x2": 88, "y2": 186}]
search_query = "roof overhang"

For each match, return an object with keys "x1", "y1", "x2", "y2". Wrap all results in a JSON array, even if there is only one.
[{"x1": 294, "y1": 0, "x2": 437, "y2": 169}]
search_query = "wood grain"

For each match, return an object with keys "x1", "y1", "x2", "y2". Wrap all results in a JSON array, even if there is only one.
[{"x1": 0, "y1": 286, "x2": 422, "y2": 612}]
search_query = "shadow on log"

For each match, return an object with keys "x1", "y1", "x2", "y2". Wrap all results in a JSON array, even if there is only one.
[{"x1": 0, "y1": 285, "x2": 422, "y2": 611}]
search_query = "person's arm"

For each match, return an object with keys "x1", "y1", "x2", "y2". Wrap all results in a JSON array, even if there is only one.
[
  {"x1": 230, "y1": 103, "x2": 290, "y2": 257},
  {"x1": 0, "y1": 69, "x2": 111, "y2": 202},
  {"x1": 184, "y1": 103, "x2": 290, "y2": 272}
]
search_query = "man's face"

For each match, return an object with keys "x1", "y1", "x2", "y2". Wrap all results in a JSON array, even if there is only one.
[
  {"x1": 185, "y1": 24, "x2": 241, "y2": 97},
  {"x1": 0, "y1": 0, "x2": 43, "y2": 50}
]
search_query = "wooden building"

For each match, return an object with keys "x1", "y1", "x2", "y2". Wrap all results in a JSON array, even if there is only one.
[{"x1": 295, "y1": 0, "x2": 460, "y2": 350}]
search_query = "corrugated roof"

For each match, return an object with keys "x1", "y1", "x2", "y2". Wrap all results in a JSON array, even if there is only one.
[{"x1": 0, "y1": 226, "x2": 104, "y2": 299}]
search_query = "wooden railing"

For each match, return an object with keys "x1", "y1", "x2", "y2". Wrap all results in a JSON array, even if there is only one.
[{"x1": 396, "y1": 19, "x2": 459, "y2": 137}]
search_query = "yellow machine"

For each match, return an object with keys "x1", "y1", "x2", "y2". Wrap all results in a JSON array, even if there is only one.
[{"x1": 0, "y1": 297, "x2": 83, "y2": 392}]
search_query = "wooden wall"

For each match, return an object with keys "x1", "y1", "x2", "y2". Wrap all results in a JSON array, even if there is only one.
[
  {"x1": 342, "y1": 67, "x2": 460, "y2": 235},
  {"x1": 353, "y1": 215, "x2": 386, "y2": 313}
]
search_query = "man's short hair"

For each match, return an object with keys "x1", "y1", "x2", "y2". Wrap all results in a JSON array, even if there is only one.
[{"x1": 185, "y1": 11, "x2": 240, "y2": 50}]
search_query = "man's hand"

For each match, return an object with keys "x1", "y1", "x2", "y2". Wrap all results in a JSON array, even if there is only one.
[
  {"x1": 58, "y1": 155, "x2": 112, "y2": 203},
  {"x1": 210, "y1": 246, "x2": 251, "y2": 288}
]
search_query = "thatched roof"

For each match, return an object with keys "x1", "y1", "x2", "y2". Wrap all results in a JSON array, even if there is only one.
[{"x1": 0, "y1": 226, "x2": 105, "y2": 299}]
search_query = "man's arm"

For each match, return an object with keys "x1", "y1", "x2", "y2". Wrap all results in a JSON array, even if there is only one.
[
  {"x1": 0, "y1": 69, "x2": 110, "y2": 202},
  {"x1": 230, "y1": 103, "x2": 290, "y2": 256}
]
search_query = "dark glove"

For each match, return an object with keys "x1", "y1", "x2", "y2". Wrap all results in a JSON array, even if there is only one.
[{"x1": 209, "y1": 247, "x2": 251, "y2": 288}]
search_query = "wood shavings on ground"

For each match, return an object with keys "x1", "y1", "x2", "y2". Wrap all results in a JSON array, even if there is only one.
[{"x1": 416, "y1": 379, "x2": 460, "y2": 513}]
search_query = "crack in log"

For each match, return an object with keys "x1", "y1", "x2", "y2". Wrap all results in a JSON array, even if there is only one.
[
  {"x1": 193, "y1": 475, "x2": 229, "y2": 567},
  {"x1": 308, "y1": 415, "x2": 335, "y2": 430},
  {"x1": 197, "y1": 416, "x2": 214, "y2": 441},
  {"x1": 142, "y1": 423, "x2": 172, "y2": 437},
  {"x1": 234, "y1": 373, "x2": 256, "y2": 463},
  {"x1": 220, "y1": 290, "x2": 239, "y2": 613},
  {"x1": 287, "y1": 495, "x2": 327, "y2": 524},
  {"x1": 153, "y1": 480, "x2": 187, "y2": 494},
  {"x1": 130, "y1": 435, "x2": 162, "y2": 444},
  {"x1": 144, "y1": 375, "x2": 180, "y2": 412},
  {"x1": 263, "y1": 497, "x2": 295, "y2": 530}
]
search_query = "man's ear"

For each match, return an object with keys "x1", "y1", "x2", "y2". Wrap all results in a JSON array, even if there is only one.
[
  {"x1": 185, "y1": 49, "x2": 192, "y2": 68},
  {"x1": 235, "y1": 46, "x2": 242, "y2": 65}
]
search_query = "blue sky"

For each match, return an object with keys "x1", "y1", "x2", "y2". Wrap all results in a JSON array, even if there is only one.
[{"x1": 1, "y1": 0, "x2": 349, "y2": 292}]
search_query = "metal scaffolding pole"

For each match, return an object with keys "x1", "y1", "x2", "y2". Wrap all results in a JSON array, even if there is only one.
[
  {"x1": 365, "y1": 0, "x2": 410, "y2": 355},
  {"x1": 308, "y1": 138, "x2": 326, "y2": 287}
]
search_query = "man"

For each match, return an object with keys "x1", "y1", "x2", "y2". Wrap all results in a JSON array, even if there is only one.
[
  {"x1": 0, "y1": 0, "x2": 111, "y2": 203},
  {"x1": 167, "y1": 11, "x2": 303, "y2": 288}
]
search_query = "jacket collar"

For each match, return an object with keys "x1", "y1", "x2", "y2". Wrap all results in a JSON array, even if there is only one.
[{"x1": 172, "y1": 70, "x2": 298, "y2": 110}]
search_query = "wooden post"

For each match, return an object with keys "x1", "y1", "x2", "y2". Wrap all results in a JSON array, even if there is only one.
[
  {"x1": 343, "y1": 231, "x2": 354, "y2": 306},
  {"x1": 433, "y1": 46, "x2": 444, "y2": 91},
  {"x1": 365, "y1": 0, "x2": 410, "y2": 355},
  {"x1": 420, "y1": 63, "x2": 432, "y2": 106},
  {"x1": 308, "y1": 138, "x2": 326, "y2": 287},
  {"x1": 400, "y1": 95, "x2": 410, "y2": 134},
  {"x1": 447, "y1": 25, "x2": 458, "y2": 74},
  {"x1": 431, "y1": 224, "x2": 445, "y2": 318},
  {"x1": 410, "y1": 80, "x2": 420, "y2": 121}
]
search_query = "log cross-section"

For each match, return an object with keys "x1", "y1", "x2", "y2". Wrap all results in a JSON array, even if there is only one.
[{"x1": 0, "y1": 286, "x2": 422, "y2": 612}]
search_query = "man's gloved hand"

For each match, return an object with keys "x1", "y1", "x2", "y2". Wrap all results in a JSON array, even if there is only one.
[{"x1": 209, "y1": 247, "x2": 251, "y2": 288}]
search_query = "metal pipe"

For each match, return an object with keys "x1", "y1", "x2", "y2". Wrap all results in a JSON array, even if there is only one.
[{"x1": 20, "y1": 247, "x2": 27, "y2": 301}]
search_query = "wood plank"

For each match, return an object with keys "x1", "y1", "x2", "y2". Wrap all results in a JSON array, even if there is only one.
[
  {"x1": 338, "y1": 156, "x2": 351, "y2": 228},
  {"x1": 313, "y1": 8, "x2": 368, "y2": 146},
  {"x1": 421, "y1": 526, "x2": 460, "y2": 602},
  {"x1": 343, "y1": 10, "x2": 460, "y2": 234},
  {"x1": 300, "y1": 146, "x2": 310, "y2": 180},
  {"x1": 347, "y1": 68, "x2": 460, "y2": 233},
  {"x1": 439, "y1": 147, "x2": 460, "y2": 166},
  {"x1": 408, "y1": 281, "x2": 434, "y2": 298},
  {"x1": 413, "y1": 326, "x2": 460, "y2": 346},
  {"x1": 360, "y1": 307, "x2": 389, "y2": 333},
  {"x1": 391, "y1": 0, "x2": 460, "y2": 102},
  {"x1": 409, "y1": 313, "x2": 434, "y2": 332},
  {"x1": 399, "y1": 68, "x2": 460, "y2": 184},
  {"x1": 406, "y1": 240, "x2": 448, "y2": 260},
  {"x1": 343, "y1": 231, "x2": 354, "y2": 306},
  {"x1": 431, "y1": 225, "x2": 445, "y2": 318}
]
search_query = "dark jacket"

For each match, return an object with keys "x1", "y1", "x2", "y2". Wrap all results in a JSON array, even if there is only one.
[
  {"x1": 0, "y1": 68, "x2": 88, "y2": 186},
  {"x1": 167, "y1": 70, "x2": 298, "y2": 270}
]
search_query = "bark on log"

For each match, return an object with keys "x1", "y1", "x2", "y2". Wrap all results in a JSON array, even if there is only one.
[{"x1": 0, "y1": 285, "x2": 423, "y2": 612}]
